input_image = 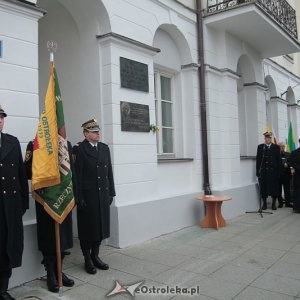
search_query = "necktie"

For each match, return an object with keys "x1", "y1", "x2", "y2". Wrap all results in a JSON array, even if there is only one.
[{"x1": 94, "y1": 145, "x2": 97, "y2": 152}]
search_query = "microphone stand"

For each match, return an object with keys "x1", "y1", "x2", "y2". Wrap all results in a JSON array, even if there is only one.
[{"x1": 246, "y1": 144, "x2": 273, "y2": 218}]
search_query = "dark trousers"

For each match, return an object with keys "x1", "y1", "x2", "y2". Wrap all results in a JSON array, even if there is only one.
[
  {"x1": 0, "y1": 248, "x2": 10, "y2": 277},
  {"x1": 79, "y1": 240, "x2": 101, "y2": 251},
  {"x1": 0, "y1": 195, "x2": 10, "y2": 278},
  {"x1": 0, "y1": 270, "x2": 11, "y2": 280},
  {"x1": 0, "y1": 227, "x2": 11, "y2": 281},
  {"x1": 293, "y1": 186, "x2": 300, "y2": 211},
  {"x1": 278, "y1": 176, "x2": 291, "y2": 204},
  {"x1": 41, "y1": 252, "x2": 65, "y2": 265}
]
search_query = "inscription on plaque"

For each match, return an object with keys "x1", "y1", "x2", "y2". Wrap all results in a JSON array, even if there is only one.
[
  {"x1": 120, "y1": 57, "x2": 149, "y2": 92},
  {"x1": 121, "y1": 101, "x2": 150, "y2": 132}
]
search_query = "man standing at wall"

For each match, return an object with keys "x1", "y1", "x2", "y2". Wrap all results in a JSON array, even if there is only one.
[
  {"x1": 278, "y1": 141, "x2": 293, "y2": 208},
  {"x1": 0, "y1": 105, "x2": 29, "y2": 300},
  {"x1": 290, "y1": 139, "x2": 300, "y2": 213},
  {"x1": 24, "y1": 140, "x2": 75, "y2": 293},
  {"x1": 73, "y1": 119, "x2": 115, "y2": 275},
  {"x1": 256, "y1": 132, "x2": 281, "y2": 210}
]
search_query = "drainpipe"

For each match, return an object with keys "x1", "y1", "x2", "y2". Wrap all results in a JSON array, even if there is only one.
[{"x1": 196, "y1": 0, "x2": 211, "y2": 195}]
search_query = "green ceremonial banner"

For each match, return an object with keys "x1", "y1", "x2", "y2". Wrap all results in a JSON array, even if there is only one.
[
  {"x1": 286, "y1": 121, "x2": 296, "y2": 153},
  {"x1": 32, "y1": 65, "x2": 75, "y2": 224}
]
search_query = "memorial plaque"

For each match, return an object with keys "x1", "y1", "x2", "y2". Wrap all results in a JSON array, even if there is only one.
[
  {"x1": 121, "y1": 101, "x2": 150, "y2": 132},
  {"x1": 120, "y1": 57, "x2": 149, "y2": 92}
]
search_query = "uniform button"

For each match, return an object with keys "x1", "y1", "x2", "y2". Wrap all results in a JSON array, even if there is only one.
[
  {"x1": 12, "y1": 164, "x2": 14, "y2": 166},
  {"x1": 98, "y1": 176, "x2": 100, "y2": 179},
  {"x1": 106, "y1": 176, "x2": 108, "y2": 178},
  {"x1": 0, "y1": 164, "x2": 2, "y2": 166},
  {"x1": 106, "y1": 187, "x2": 108, "y2": 190},
  {"x1": 3, "y1": 191, "x2": 6, "y2": 194},
  {"x1": 13, "y1": 191, "x2": 16, "y2": 194},
  {"x1": 97, "y1": 165, "x2": 99, "y2": 168},
  {"x1": 105, "y1": 165, "x2": 107, "y2": 168},
  {"x1": 99, "y1": 188, "x2": 101, "y2": 190},
  {"x1": 1, "y1": 177, "x2": 4, "y2": 180},
  {"x1": 13, "y1": 177, "x2": 15, "y2": 180}
]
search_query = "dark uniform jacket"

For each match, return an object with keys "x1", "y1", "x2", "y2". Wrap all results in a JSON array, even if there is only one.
[
  {"x1": 256, "y1": 143, "x2": 281, "y2": 198},
  {"x1": 279, "y1": 151, "x2": 292, "y2": 181},
  {"x1": 73, "y1": 139, "x2": 115, "y2": 242},
  {"x1": 0, "y1": 133, "x2": 29, "y2": 270},
  {"x1": 24, "y1": 140, "x2": 76, "y2": 253},
  {"x1": 290, "y1": 148, "x2": 300, "y2": 187},
  {"x1": 290, "y1": 148, "x2": 300, "y2": 211}
]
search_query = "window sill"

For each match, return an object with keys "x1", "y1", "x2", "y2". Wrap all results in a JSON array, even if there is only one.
[{"x1": 158, "y1": 158, "x2": 194, "y2": 163}]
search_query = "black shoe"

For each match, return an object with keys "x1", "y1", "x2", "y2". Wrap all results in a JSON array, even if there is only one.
[
  {"x1": 62, "y1": 250, "x2": 71, "y2": 255},
  {"x1": 62, "y1": 273, "x2": 74, "y2": 287},
  {"x1": 261, "y1": 198, "x2": 267, "y2": 210},
  {"x1": 82, "y1": 250, "x2": 97, "y2": 275},
  {"x1": 278, "y1": 202, "x2": 283, "y2": 208},
  {"x1": 272, "y1": 203, "x2": 277, "y2": 210},
  {"x1": 46, "y1": 265, "x2": 59, "y2": 293},
  {"x1": 47, "y1": 276, "x2": 59, "y2": 293},
  {"x1": 0, "y1": 292, "x2": 16, "y2": 300},
  {"x1": 286, "y1": 203, "x2": 293, "y2": 208},
  {"x1": 84, "y1": 259, "x2": 97, "y2": 274},
  {"x1": 92, "y1": 256, "x2": 109, "y2": 270}
]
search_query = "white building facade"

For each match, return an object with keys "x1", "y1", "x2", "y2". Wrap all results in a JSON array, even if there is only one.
[{"x1": 1, "y1": 0, "x2": 300, "y2": 287}]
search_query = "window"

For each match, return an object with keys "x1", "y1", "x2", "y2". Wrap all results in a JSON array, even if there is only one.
[{"x1": 154, "y1": 72, "x2": 174, "y2": 156}]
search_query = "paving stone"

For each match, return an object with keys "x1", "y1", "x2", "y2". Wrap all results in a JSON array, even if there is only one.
[{"x1": 8, "y1": 208, "x2": 300, "y2": 300}]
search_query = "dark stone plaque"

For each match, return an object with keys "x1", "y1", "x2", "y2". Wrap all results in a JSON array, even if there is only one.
[
  {"x1": 120, "y1": 57, "x2": 149, "y2": 92},
  {"x1": 121, "y1": 101, "x2": 150, "y2": 132}
]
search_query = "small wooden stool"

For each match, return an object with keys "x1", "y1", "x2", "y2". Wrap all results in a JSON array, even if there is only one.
[{"x1": 196, "y1": 195, "x2": 232, "y2": 230}]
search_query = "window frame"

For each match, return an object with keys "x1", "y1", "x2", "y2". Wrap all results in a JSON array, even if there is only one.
[{"x1": 154, "y1": 71, "x2": 175, "y2": 158}]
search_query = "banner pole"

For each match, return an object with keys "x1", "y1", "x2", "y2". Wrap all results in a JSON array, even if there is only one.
[
  {"x1": 47, "y1": 40, "x2": 63, "y2": 296},
  {"x1": 47, "y1": 40, "x2": 57, "y2": 63},
  {"x1": 55, "y1": 221, "x2": 63, "y2": 296}
]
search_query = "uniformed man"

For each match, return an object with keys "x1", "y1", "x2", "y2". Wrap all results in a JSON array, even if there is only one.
[
  {"x1": 0, "y1": 105, "x2": 29, "y2": 300},
  {"x1": 278, "y1": 142, "x2": 293, "y2": 208},
  {"x1": 256, "y1": 132, "x2": 281, "y2": 210},
  {"x1": 24, "y1": 140, "x2": 75, "y2": 293},
  {"x1": 73, "y1": 119, "x2": 115, "y2": 274},
  {"x1": 290, "y1": 139, "x2": 300, "y2": 213}
]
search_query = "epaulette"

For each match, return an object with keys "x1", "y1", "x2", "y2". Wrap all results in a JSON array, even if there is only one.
[
  {"x1": 72, "y1": 142, "x2": 81, "y2": 163},
  {"x1": 4, "y1": 133, "x2": 17, "y2": 140},
  {"x1": 25, "y1": 139, "x2": 34, "y2": 161},
  {"x1": 99, "y1": 142, "x2": 108, "y2": 147}
]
